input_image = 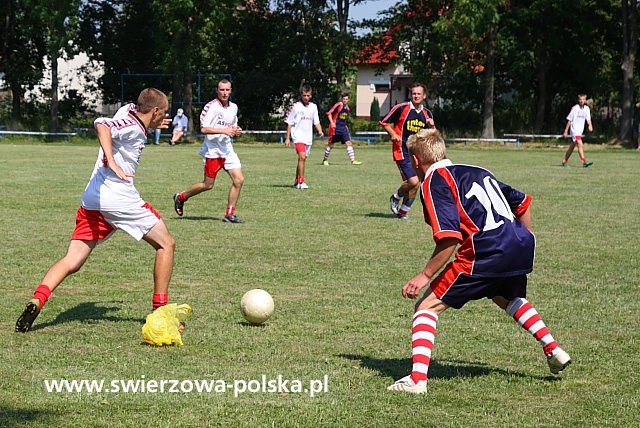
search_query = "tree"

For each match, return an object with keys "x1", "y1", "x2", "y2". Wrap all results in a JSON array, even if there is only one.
[
  {"x1": 37, "y1": 0, "x2": 81, "y2": 132},
  {"x1": 369, "y1": 96, "x2": 380, "y2": 122},
  {"x1": 0, "y1": 0, "x2": 46, "y2": 122},
  {"x1": 620, "y1": 0, "x2": 638, "y2": 144}
]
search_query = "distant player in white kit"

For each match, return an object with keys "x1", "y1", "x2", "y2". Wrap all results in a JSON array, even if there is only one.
[
  {"x1": 173, "y1": 79, "x2": 245, "y2": 223},
  {"x1": 16, "y1": 88, "x2": 176, "y2": 333},
  {"x1": 284, "y1": 84, "x2": 324, "y2": 189},
  {"x1": 562, "y1": 94, "x2": 593, "y2": 167}
]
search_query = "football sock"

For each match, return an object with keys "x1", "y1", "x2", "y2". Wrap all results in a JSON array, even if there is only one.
[
  {"x1": 398, "y1": 198, "x2": 414, "y2": 216},
  {"x1": 152, "y1": 293, "x2": 168, "y2": 311},
  {"x1": 226, "y1": 205, "x2": 235, "y2": 216},
  {"x1": 178, "y1": 192, "x2": 188, "y2": 203},
  {"x1": 506, "y1": 298, "x2": 558, "y2": 355},
  {"x1": 581, "y1": 157, "x2": 587, "y2": 163},
  {"x1": 33, "y1": 284, "x2": 52, "y2": 309},
  {"x1": 411, "y1": 310, "x2": 438, "y2": 383},
  {"x1": 346, "y1": 146, "x2": 356, "y2": 162},
  {"x1": 323, "y1": 146, "x2": 332, "y2": 161}
]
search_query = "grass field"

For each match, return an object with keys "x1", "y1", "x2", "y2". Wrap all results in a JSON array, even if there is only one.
[{"x1": 0, "y1": 141, "x2": 638, "y2": 427}]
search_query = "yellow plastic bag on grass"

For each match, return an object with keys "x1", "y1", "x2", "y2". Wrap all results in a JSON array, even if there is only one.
[{"x1": 142, "y1": 303, "x2": 192, "y2": 346}]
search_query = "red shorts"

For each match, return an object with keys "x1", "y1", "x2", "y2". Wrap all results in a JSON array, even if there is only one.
[
  {"x1": 71, "y1": 204, "x2": 161, "y2": 241},
  {"x1": 71, "y1": 207, "x2": 115, "y2": 240},
  {"x1": 204, "y1": 158, "x2": 226, "y2": 178},
  {"x1": 294, "y1": 143, "x2": 307, "y2": 153}
]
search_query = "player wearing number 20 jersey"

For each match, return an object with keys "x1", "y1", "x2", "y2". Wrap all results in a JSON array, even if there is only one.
[{"x1": 421, "y1": 159, "x2": 534, "y2": 302}]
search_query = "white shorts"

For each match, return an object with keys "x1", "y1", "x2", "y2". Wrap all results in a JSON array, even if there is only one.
[
  {"x1": 72, "y1": 203, "x2": 161, "y2": 242},
  {"x1": 203, "y1": 151, "x2": 241, "y2": 171}
]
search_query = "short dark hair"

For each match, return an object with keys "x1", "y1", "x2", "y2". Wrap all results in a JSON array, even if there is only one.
[
  {"x1": 341, "y1": 92, "x2": 350, "y2": 98},
  {"x1": 301, "y1": 84, "x2": 312, "y2": 94},
  {"x1": 136, "y1": 88, "x2": 168, "y2": 114},
  {"x1": 218, "y1": 78, "x2": 232, "y2": 87},
  {"x1": 410, "y1": 83, "x2": 427, "y2": 94}
]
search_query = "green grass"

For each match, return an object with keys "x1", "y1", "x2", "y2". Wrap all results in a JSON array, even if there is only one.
[{"x1": 0, "y1": 141, "x2": 638, "y2": 427}]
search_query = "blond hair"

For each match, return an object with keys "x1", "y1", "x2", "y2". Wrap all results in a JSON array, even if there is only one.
[
  {"x1": 407, "y1": 128, "x2": 447, "y2": 165},
  {"x1": 136, "y1": 88, "x2": 168, "y2": 114}
]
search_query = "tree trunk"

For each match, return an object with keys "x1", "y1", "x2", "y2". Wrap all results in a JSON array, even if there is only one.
[
  {"x1": 50, "y1": 54, "x2": 59, "y2": 133},
  {"x1": 10, "y1": 82, "x2": 22, "y2": 121},
  {"x1": 533, "y1": 50, "x2": 548, "y2": 133},
  {"x1": 334, "y1": 0, "x2": 349, "y2": 87},
  {"x1": 183, "y1": 72, "x2": 193, "y2": 133},
  {"x1": 620, "y1": 0, "x2": 637, "y2": 144},
  {"x1": 481, "y1": 25, "x2": 497, "y2": 139}
]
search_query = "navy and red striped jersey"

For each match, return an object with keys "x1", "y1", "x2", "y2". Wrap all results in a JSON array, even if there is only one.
[
  {"x1": 327, "y1": 102, "x2": 350, "y2": 133},
  {"x1": 420, "y1": 160, "x2": 535, "y2": 278},
  {"x1": 379, "y1": 102, "x2": 433, "y2": 160}
]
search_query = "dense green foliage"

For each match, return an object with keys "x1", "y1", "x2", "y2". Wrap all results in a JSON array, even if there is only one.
[{"x1": 0, "y1": 0, "x2": 638, "y2": 140}]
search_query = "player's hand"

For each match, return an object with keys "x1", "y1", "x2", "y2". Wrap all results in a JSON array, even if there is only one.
[
  {"x1": 563, "y1": 132, "x2": 568, "y2": 139},
  {"x1": 391, "y1": 133, "x2": 401, "y2": 143},
  {"x1": 318, "y1": 132, "x2": 324, "y2": 138},
  {"x1": 109, "y1": 163, "x2": 133, "y2": 182},
  {"x1": 426, "y1": 118, "x2": 435, "y2": 128},
  {"x1": 284, "y1": 138, "x2": 290, "y2": 147},
  {"x1": 402, "y1": 272, "x2": 430, "y2": 299}
]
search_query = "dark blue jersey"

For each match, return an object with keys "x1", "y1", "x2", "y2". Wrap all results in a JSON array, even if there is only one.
[
  {"x1": 379, "y1": 102, "x2": 433, "y2": 160},
  {"x1": 420, "y1": 160, "x2": 535, "y2": 278}
]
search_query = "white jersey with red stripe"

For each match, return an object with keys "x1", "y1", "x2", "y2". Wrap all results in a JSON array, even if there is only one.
[
  {"x1": 566, "y1": 104, "x2": 591, "y2": 137},
  {"x1": 199, "y1": 98, "x2": 238, "y2": 159},
  {"x1": 81, "y1": 106, "x2": 148, "y2": 211},
  {"x1": 285, "y1": 101, "x2": 320, "y2": 145}
]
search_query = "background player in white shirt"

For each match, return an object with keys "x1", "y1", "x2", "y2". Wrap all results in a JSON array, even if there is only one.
[
  {"x1": 284, "y1": 84, "x2": 324, "y2": 189},
  {"x1": 562, "y1": 94, "x2": 593, "y2": 167},
  {"x1": 173, "y1": 79, "x2": 244, "y2": 223},
  {"x1": 16, "y1": 88, "x2": 176, "y2": 333}
]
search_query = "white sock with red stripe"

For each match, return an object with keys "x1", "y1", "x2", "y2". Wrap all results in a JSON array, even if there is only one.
[
  {"x1": 346, "y1": 145, "x2": 356, "y2": 161},
  {"x1": 411, "y1": 309, "x2": 438, "y2": 383},
  {"x1": 323, "y1": 146, "x2": 332, "y2": 161},
  {"x1": 506, "y1": 298, "x2": 558, "y2": 355}
]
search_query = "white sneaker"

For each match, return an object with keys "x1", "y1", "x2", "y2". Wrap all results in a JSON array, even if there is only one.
[
  {"x1": 547, "y1": 347, "x2": 571, "y2": 374},
  {"x1": 293, "y1": 183, "x2": 300, "y2": 189},
  {"x1": 387, "y1": 375, "x2": 428, "y2": 394},
  {"x1": 298, "y1": 182, "x2": 309, "y2": 189}
]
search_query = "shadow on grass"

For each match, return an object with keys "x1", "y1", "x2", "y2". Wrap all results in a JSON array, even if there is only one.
[
  {"x1": 340, "y1": 354, "x2": 558, "y2": 382},
  {"x1": 31, "y1": 301, "x2": 142, "y2": 331},
  {"x1": 175, "y1": 216, "x2": 219, "y2": 221},
  {"x1": 365, "y1": 212, "x2": 397, "y2": 219},
  {"x1": 270, "y1": 184, "x2": 297, "y2": 188},
  {"x1": 0, "y1": 406, "x2": 63, "y2": 427},
  {"x1": 238, "y1": 321, "x2": 268, "y2": 328}
]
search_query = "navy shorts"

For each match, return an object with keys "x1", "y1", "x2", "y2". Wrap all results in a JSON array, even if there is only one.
[
  {"x1": 329, "y1": 128, "x2": 351, "y2": 144},
  {"x1": 435, "y1": 274, "x2": 527, "y2": 309},
  {"x1": 395, "y1": 157, "x2": 417, "y2": 180}
]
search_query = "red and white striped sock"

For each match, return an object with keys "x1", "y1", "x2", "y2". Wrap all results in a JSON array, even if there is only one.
[
  {"x1": 346, "y1": 146, "x2": 356, "y2": 162},
  {"x1": 226, "y1": 205, "x2": 235, "y2": 216},
  {"x1": 411, "y1": 309, "x2": 438, "y2": 383},
  {"x1": 323, "y1": 146, "x2": 332, "y2": 161},
  {"x1": 506, "y1": 298, "x2": 558, "y2": 355}
]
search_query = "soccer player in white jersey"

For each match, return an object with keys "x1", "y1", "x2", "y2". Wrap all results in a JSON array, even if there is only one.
[
  {"x1": 16, "y1": 88, "x2": 176, "y2": 333},
  {"x1": 562, "y1": 94, "x2": 593, "y2": 167},
  {"x1": 173, "y1": 79, "x2": 244, "y2": 222},
  {"x1": 284, "y1": 84, "x2": 324, "y2": 189}
]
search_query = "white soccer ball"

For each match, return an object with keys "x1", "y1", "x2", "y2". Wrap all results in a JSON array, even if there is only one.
[{"x1": 240, "y1": 289, "x2": 274, "y2": 324}]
